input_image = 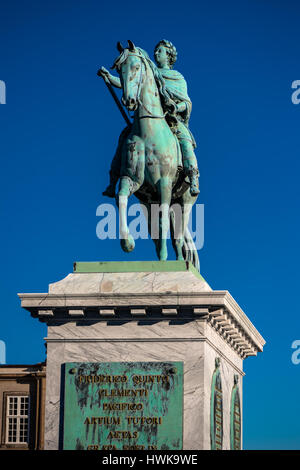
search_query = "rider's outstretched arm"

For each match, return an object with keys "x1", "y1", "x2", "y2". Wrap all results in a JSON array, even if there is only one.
[
  {"x1": 97, "y1": 66, "x2": 121, "y2": 88},
  {"x1": 109, "y1": 74, "x2": 121, "y2": 88}
]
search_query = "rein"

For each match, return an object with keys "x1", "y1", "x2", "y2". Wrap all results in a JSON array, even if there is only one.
[{"x1": 137, "y1": 97, "x2": 167, "y2": 119}]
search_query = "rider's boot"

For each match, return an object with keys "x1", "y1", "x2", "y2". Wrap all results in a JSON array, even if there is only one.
[{"x1": 187, "y1": 168, "x2": 200, "y2": 196}]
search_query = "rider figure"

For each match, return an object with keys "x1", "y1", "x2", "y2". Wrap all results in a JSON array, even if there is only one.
[{"x1": 98, "y1": 39, "x2": 200, "y2": 197}]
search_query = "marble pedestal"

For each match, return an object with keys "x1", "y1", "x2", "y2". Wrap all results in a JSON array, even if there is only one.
[{"x1": 19, "y1": 261, "x2": 265, "y2": 450}]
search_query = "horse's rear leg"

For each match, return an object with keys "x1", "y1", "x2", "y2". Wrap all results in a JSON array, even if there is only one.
[
  {"x1": 170, "y1": 208, "x2": 184, "y2": 261},
  {"x1": 117, "y1": 176, "x2": 135, "y2": 253},
  {"x1": 157, "y1": 176, "x2": 172, "y2": 261},
  {"x1": 141, "y1": 202, "x2": 161, "y2": 260}
]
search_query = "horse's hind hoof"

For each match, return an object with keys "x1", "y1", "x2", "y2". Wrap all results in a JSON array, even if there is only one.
[{"x1": 121, "y1": 235, "x2": 135, "y2": 253}]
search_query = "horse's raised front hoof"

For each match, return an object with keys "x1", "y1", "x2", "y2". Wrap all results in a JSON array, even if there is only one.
[
  {"x1": 121, "y1": 235, "x2": 135, "y2": 253},
  {"x1": 102, "y1": 185, "x2": 115, "y2": 198}
]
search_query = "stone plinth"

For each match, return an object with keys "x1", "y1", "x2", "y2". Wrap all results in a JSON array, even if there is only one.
[{"x1": 18, "y1": 261, "x2": 265, "y2": 450}]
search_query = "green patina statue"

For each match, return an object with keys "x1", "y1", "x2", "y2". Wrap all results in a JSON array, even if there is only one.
[
  {"x1": 97, "y1": 40, "x2": 200, "y2": 269},
  {"x1": 99, "y1": 40, "x2": 199, "y2": 198}
]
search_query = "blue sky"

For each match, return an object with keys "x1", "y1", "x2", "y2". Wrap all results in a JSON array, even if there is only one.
[{"x1": 1, "y1": 0, "x2": 300, "y2": 449}]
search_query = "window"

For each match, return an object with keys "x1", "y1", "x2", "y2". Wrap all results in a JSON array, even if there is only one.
[{"x1": 5, "y1": 395, "x2": 29, "y2": 444}]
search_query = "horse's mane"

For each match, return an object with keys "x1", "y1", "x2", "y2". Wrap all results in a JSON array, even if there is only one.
[{"x1": 112, "y1": 47, "x2": 175, "y2": 116}]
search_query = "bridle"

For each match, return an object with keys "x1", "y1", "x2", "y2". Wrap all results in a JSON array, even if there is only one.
[{"x1": 122, "y1": 51, "x2": 167, "y2": 120}]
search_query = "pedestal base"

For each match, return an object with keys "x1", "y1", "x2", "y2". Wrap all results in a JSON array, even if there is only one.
[{"x1": 19, "y1": 261, "x2": 265, "y2": 450}]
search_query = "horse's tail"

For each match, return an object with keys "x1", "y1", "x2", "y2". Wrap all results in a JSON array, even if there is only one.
[{"x1": 182, "y1": 227, "x2": 200, "y2": 273}]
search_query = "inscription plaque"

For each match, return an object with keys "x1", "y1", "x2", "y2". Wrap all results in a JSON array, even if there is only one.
[{"x1": 63, "y1": 362, "x2": 183, "y2": 450}]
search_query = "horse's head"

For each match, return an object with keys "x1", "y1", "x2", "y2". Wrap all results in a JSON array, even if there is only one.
[{"x1": 112, "y1": 40, "x2": 145, "y2": 112}]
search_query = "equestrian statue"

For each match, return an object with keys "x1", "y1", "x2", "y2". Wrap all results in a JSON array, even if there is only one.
[{"x1": 97, "y1": 40, "x2": 200, "y2": 271}]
